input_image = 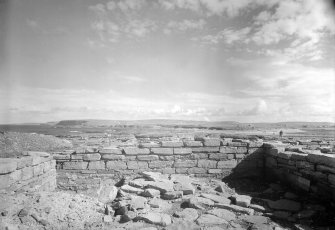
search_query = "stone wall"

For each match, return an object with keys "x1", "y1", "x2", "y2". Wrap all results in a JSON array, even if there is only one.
[
  {"x1": 54, "y1": 138, "x2": 264, "y2": 192},
  {"x1": 264, "y1": 142, "x2": 335, "y2": 201},
  {"x1": 0, "y1": 151, "x2": 56, "y2": 194}
]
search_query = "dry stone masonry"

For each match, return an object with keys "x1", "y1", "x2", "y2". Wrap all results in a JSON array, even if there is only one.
[
  {"x1": 54, "y1": 137, "x2": 264, "y2": 192},
  {"x1": 0, "y1": 151, "x2": 56, "y2": 194}
]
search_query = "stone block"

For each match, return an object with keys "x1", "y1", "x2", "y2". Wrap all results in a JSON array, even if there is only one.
[
  {"x1": 53, "y1": 154, "x2": 71, "y2": 160},
  {"x1": 208, "y1": 169, "x2": 222, "y2": 174},
  {"x1": 123, "y1": 147, "x2": 150, "y2": 155},
  {"x1": 203, "y1": 139, "x2": 221, "y2": 147},
  {"x1": 190, "y1": 153, "x2": 208, "y2": 159},
  {"x1": 151, "y1": 148, "x2": 173, "y2": 155},
  {"x1": 227, "y1": 154, "x2": 235, "y2": 160},
  {"x1": 33, "y1": 164, "x2": 43, "y2": 176},
  {"x1": 161, "y1": 168, "x2": 176, "y2": 174},
  {"x1": 0, "y1": 158, "x2": 18, "y2": 174},
  {"x1": 209, "y1": 153, "x2": 228, "y2": 160},
  {"x1": 248, "y1": 142, "x2": 263, "y2": 148},
  {"x1": 101, "y1": 154, "x2": 125, "y2": 160},
  {"x1": 236, "y1": 147, "x2": 248, "y2": 154},
  {"x1": 192, "y1": 147, "x2": 220, "y2": 153},
  {"x1": 127, "y1": 161, "x2": 148, "y2": 169},
  {"x1": 198, "y1": 160, "x2": 217, "y2": 168},
  {"x1": 139, "y1": 142, "x2": 161, "y2": 148},
  {"x1": 106, "y1": 161, "x2": 127, "y2": 170},
  {"x1": 228, "y1": 142, "x2": 248, "y2": 147},
  {"x1": 265, "y1": 157, "x2": 277, "y2": 167},
  {"x1": 235, "y1": 154, "x2": 245, "y2": 159},
  {"x1": 88, "y1": 161, "x2": 105, "y2": 170},
  {"x1": 63, "y1": 161, "x2": 88, "y2": 170},
  {"x1": 174, "y1": 160, "x2": 197, "y2": 168},
  {"x1": 82, "y1": 153, "x2": 101, "y2": 161},
  {"x1": 176, "y1": 168, "x2": 188, "y2": 174},
  {"x1": 23, "y1": 151, "x2": 50, "y2": 158},
  {"x1": 149, "y1": 161, "x2": 173, "y2": 168},
  {"x1": 184, "y1": 141, "x2": 203, "y2": 147},
  {"x1": 188, "y1": 168, "x2": 206, "y2": 174},
  {"x1": 217, "y1": 160, "x2": 237, "y2": 169},
  {"x1": 159, "y1": 156, "x2": 175, "y2": 161},
  {"x1": 247, "y1": 148, "x2": 263, "y2": 154},
  {"x1": 316, "y1": 164, "x2": 335, "y2": 174},
  {"x1": 137, "y1": 155, "x2": 159, "y2": 161},
  {"x1": 17, "y1": 157, "x2": 33, "y2": 169},
  {"x1": 161, "y1": 141, "x2": 183, "y2": 147},
  {"x1": 125, "y1": 156, "x2": 136, "y2": 161},
  {"x1": 296, "y1": 161, "x2": 314, "y2": 170},
  {"x1": 306, "y1": 152, "x2": 335, "y2": 167},
  {"x1": 99, "y1": 147, "x2": 122, "y2": 155},
  {"x1": 71, "y1": 154, "x2": 83, "y2": 161},
  {"x1": 21, "y1": 167, "x2": 34, "y2": 180},
  {"x1": 219, "y1": 146, "x2": 237, "y2": 154},
  {"x1": 174, "y1": 148, "x2": 192, "y2": 155}
]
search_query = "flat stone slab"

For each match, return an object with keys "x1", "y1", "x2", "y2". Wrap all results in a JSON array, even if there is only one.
[
  {"x1": 120, "y1": 185, "x2": 144, "y2": 195},
  {"x1": 137, "y1": 212, "x2": 172, "y2": 226},
  {"x1": 174, "y1": 208, "x2": 199, "y2": 221},
  {"x1": 187, "y1": 197, "x2": 215, "y2": 209},
  {"x1": 206, "y1": 208, "x2": 236, "y2": 222},
  {"x1": 196, "y1": 214, "x2": 228, "y2": 226},
  {"x1": 239, "y1": 215, "x2": 269, "y2": 225},
  {"x1": 214, "y1": 203, "x2": 254, "y2": 215},
  {"x1": 267, "y1": 199, "x2": 301, "y2": 212},
  {"x1": 200, "y1": 193, "x2": 231, "y2": 204}
]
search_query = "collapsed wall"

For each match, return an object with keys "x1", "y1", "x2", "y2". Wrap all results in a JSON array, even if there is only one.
[
  {"x1": 53, "y1": 137, "x2": 264, "y2": 192},
  {"x1": 264, "y1": 142, "x2": 335, "y2": 201},
  {"x1": 0, "y1": 152, "x2": 56, "y2": 194}
]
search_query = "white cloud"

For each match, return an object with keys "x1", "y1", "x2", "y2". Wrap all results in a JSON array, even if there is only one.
[
  {"x1": 194, "y1": 27, "x2": 251, "y2": 45},
  {"x1": 125, "y1": 19, "x2": 157, "y2": 38},
  {"x1": 165, "y1": 19, "x2": 206, "y2": 34}
]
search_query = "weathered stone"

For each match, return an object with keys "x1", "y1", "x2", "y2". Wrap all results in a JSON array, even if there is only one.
[
  {"x1": 140, "y1": 171, "x2": 166, "y2": 181},
  {"x1": 121, "y1": 185, "x2": 144, "y2": 195},
  {"x1": 196, "y1": 214, "x2": 228, "y2": 225},
  {"x1": 159, "y1": 156, "x2": 175, "y2": 161},
  {"x1": 162, "y1": 191, "x2": 183, "y2": 200},
  {"x1": 137, "y1": 212, "x2": 172, "y2": 226},
  {"x1": 23, "y1": 151, "x2": 50, "y2": 158},
  {"x1": 192, "y1": 147, "x2": 220, "y2": 153},
  {"x1": 141, "y1": 188, "x2": 160, "y2": 198},
  {"x1": 219, "y1": 146, "x2": 237, "y2": 154},
  {"x1": 161, "y1": 141, "x2": 183, "y2": 147},
  {"x1": 206, "y1": 208, "x2": 236, "y2": 222},
  {"x1": 174, "y1": 148, "x2": 192, "y2": 155},
  {"x1": 203, "y1": 139, "x2": 221, "y2": 147},
  {"x1": 123, "y1": 147, "x2": 150, "y2": 155},
  {"x1": 140, "y1": 142, "x2": 161, "y2": 148},
  {"x1": 214, "y1": 203, "x2": 254, "y2": 215},
  {"x1": 174, "y1": 160, "x2": 197, "y2": 168},
  {"x1": 101, "y1": 154, "x2": 125, "y2": 160},
  {"x1": 71, "y1": 154, "x2": 83, "y2": 161},
  {"x1": 53, "y1": 154, "x2": 71, "y2": 160},
  {"x1": 88, "y1": 161, "x2": 105, "y2": 170},
  {"x1": 106, "y1": 161, "x2": 127, "y2": 170},
  {"x1": 265, "y1": 157, "x2": 277, "y2": 167},
  {"x1": 161, "y1": 168, "x2": 175, "y2": 174},
  {"x1": 187, "y1": 197, "x2": 214, "y2": 209},
  {"x1": 149, "y1": 198, "x2": 172, "y2": 210},
  {"x1": 17, "y1": 157, "x2": 33, "y2": 169},
  {"x1": 184, "y1": 141, "x2": 203, "y2": 147},
  {"x1": 208, "y1": 169, "x2": 222, "y2": 174},
  {"x1": 151, "y1": 148, "x2": 174, "y2": 155},
  {"x1": 267, "y1": 199, "x2": 301, "y2": 212},
  {"x1": 201, "y1": 193, "x2": 230, "y2": 204},
  {"x1": 99, "y1": 147, "x2": 122, "y2": 154},
  {"x1": 208, "y1": 153, "x2": 229, "y2": 160},
  {"x1": 33, "y1": 164, "x2": 43, "y2": 176},
  {"x1": 149, "y1": 161, "x2": 173, "y2": 169},
  {"x1": 82, "y1": 153, "x2": 101, "y2": 161},
  {"x1": 217, "y1": 160, "x2": 237, "y2": 169},
  {"x1": 63, "y1": 161, "x2": 88, "y2": 170},
  {"x1": 240, "y1": 215, "x2": 269, "y2": 225},
  {"x1": 233, "y1": 194, "x2": 252, "y2": 207},
  {"x1": 0, "y1": 158, "x2": 18, "y2": 174},
  {"x1": 137, "y1": 155, "x2": 159, "y2": 161},
  {"x1": 174, "y1": 208, "x2": 198, "y2": 221},
  {"x1": 98, "y1": 183, "x2": 117, "y2": 203},
  {"x1": 127, "y1": 161, "x2": 148, "y2": 169},
  {"x1": 146, "y1": 180, "x2": 174, "y2": 193},
  {"x1": 316, "y1": 164, "x2": 335, "y2": 174},
  {"x1": 187, "y1": 168, "x2": 206, "y2": 174},
  {"x1": 306, "y1": 152, "x2": 335, "y2": 167}
]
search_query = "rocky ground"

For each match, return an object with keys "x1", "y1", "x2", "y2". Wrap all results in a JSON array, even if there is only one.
[{"x1": 1, "y1": 172, "x2": 334, "y2": 230}]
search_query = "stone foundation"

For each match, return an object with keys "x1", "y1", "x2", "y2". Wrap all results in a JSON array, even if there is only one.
[{"x1": 0, "y1": 151, "x2": 56, "y2": 194}]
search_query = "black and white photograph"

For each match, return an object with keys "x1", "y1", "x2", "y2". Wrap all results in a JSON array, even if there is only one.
[{"x1": 1, "y1": 0, "x2": 335, "y2": 229}]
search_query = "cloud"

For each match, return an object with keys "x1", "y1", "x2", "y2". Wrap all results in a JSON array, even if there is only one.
[
  {"x1": 125, "y1": 19, "x2": 157, "y2": 38},
  {"x1": 164, "y1": 19, "x2": 206, "y2": 34},
  {"x1": 121, "y1": 75, "x2": 147, "y2": 83},
  {"x1": 193, "y1": 27, "x2": 251, "y2": 45}
]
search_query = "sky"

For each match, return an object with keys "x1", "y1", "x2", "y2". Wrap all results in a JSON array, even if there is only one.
[{"x1": 0, "y1": 0, "x2": 334, "y2": 124}]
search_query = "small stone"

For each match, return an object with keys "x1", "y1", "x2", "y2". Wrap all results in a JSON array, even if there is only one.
[
  {"x1": 121, "y1": 211, "x2": 137, "y2": 223},
  {"x1": 18, "y1": 208, "x2": 29, "y2": 217},
  {"x1": 120, "y1": 185, "x2": 144, "y2": 195},
  {"x1": 162, "y1": 191, "x2": 183, "y2": 200},
  {"x1": 187, "y1": 197, "x2": 214, "y2": 209},
  {"x1": 174, "y1": 208, "x2": 198, "y2": 221},
  {"x1": 233, "y1": 194, "x2": 252, "y2": 207},
  {"x1": 1, "y1": 210, "x2": 8, "y2": 216},
  {"x1": 39, "y1": 219, "x2": 48, "y2": 226},
  {"x1": 103, "y1": 215, "x2": 113, "y2": 223},
  {"x1": 44, "y1": 207, "x2": 51, "y2": 214},
  {"x1": 141, "y1": 189, "x2": 160, "y2": 198},
  {"x1": 200, "y1": 193, "x2": 230, "y2": 204},
  {"x1": 249, "y1": 204, "x2": 266, "y2": 212}
]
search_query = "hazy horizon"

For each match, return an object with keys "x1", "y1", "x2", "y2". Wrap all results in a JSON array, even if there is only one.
[{"x1": 1, "y1": 0, "x2": 335, "y2": 124}]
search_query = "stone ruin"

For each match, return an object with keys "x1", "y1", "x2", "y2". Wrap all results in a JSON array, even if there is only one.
[{"x1": 1, "y1": 134, "x2": 335, "y2": 229}]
